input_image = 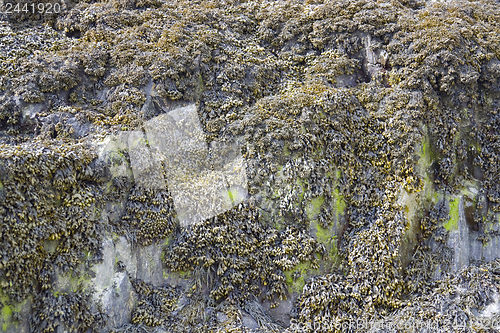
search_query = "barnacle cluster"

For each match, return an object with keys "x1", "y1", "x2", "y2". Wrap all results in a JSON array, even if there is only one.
[{"x1": 1, "y1": 0, "x2": 500, "y2": 331}]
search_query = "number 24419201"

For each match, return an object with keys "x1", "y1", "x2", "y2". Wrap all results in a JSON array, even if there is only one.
[{"x1": 3, "y1": 2, "x2": 61, "y2": 14}]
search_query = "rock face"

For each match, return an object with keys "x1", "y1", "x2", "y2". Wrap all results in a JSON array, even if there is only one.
[{"x1": 1, "y1": 0, "x2": 500, "y2": 332}]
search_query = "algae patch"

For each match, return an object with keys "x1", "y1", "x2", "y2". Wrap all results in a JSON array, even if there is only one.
[
  {"x1": 2, "y1": 305, "x2": 12, "y2": 331},
  {"x1": 311, "y1": 220, "x2": 340, "y2": 266},
  {"x1": 333, "y1": 188, "x2": 346, "y2": 215},
  {"x1": 305, "y1": 195, "x2": 324, "y2": 219},
  {"x1": 284, "y1": 263, "x2": 309, "y2": 294},
  {"x1": 332, "y1": 169, "x2": 346, "y2": 215},
  {"x1": 445, "y1": 197, "x2": 461, "y2": 231}
]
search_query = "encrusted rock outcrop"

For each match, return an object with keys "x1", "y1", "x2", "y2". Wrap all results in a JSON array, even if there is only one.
[{"x1": 1, "y1": 0, "x2": 500, "y2": 332}]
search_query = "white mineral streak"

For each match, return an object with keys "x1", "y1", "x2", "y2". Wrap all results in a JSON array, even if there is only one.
[{"x1": 448, "y1": 196, "x2": 470, "y2": 272}]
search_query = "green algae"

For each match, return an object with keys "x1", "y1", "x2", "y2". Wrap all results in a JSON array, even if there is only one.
[
  {"x1": 444, "y1": 197, "x2": 461, "y2": 231},
  {"x1": 84, "y1": 251, "x2": 92, "y2": 261},
  {"x1": 312, "y1": 196, "x2": 324, "y2": 210},
  {"x1": 52, "y1": 291, "x2": 68, "y2": 297},
  {"x1": 283, "y1": 145, "x2": 291, "y2": 156},
  {"x1": 227, "y1": 189, "x2": 235, "y2": 203},
  {"x1": 110, "y1": 231, "x2": 122, "y2": 243},
  {"x1": 432, "y1": 192, "x2": 440, "y2": 203},
  {"x1": 331, "y1": 169, "x2": 346, "y2": 216},
  {"x1": 284, "y1": 262, "x2": 309, "y2": 294},
  {"x1": 163, "y1": 235, "x2": 173, "y2": 248},
  {"x1": 419, "y1": 130, "x2": 433, "y2": 164},
  {"x1": 422, "y1": 139, "x2": 429, "y2": 160},
  {"x1": 2, "y1": 306, "x2": 12, "y2": 318},
  {"x1": 312, "y1": 220, "x2": 339, "y2": 263},
  {"x1": 313, "y1": 220, "x2": 332, "y2": 245},
  {"x1": 227, "y1": 187, "x2": 245, "y2": 205},
  {"x1": 296, "y1": 178, "x2": 305, "y2": 203},
  {"x1": 2, "y1": 305, "x2": 12, "y2": 331},
  {"x1": 178, "y1": 271, "x2": 190, "y2": 278},
  {"x1": 305, "y1": 195, "x2": 324, "y2": 220},
  {"x1": 64, "y1": 272, "x2": 93, "y2": 293},
  {"x1": 0, "y1": 293, "x2": 27, "y2": 332},
  {"x1": 197, "y1": 72, "x2": 205, "y2": 97},
  {"x1": 484, "y1": 214, "x2": 500, "y2": 233},
  {"x1": 333, "y1": 188, "x2": 346, "y2": 215},
  {"x1": 417, "y1": 130, "x2": 438, "y2": 203}
]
